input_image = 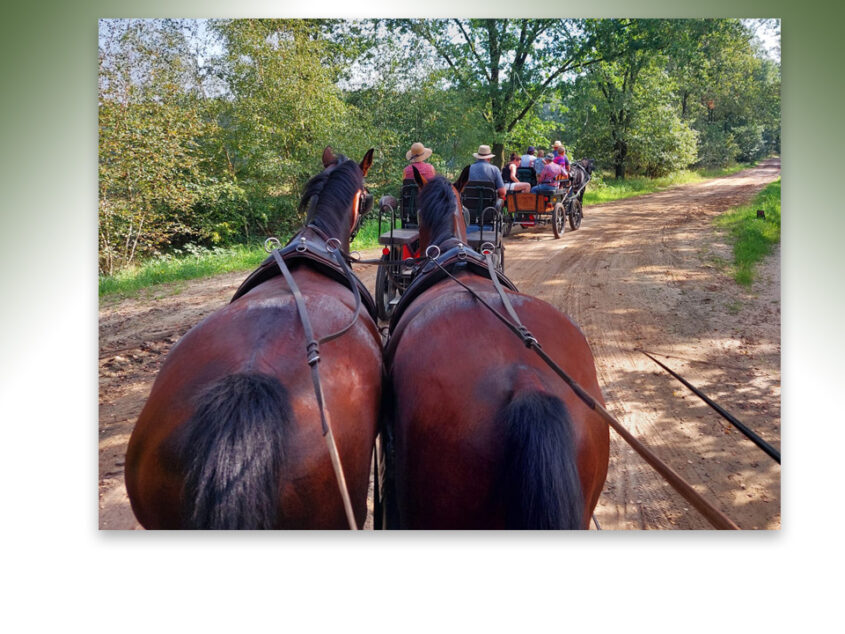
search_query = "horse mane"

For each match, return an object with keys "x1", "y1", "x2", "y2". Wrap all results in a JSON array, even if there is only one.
[
  {"x1": 300, "y1": 158, "x2": 363, "y2": 244},
  {"x1": 417, "y1": 175, "x2": 458, "y2": 248}
]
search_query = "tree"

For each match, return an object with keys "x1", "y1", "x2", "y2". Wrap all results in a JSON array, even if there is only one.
[
  {"x1": 384, "y1": 19, "x2": 627, "y2": 165},
  {"x1": 98, "y1": 20, "x2": 209, "y2": 274}
]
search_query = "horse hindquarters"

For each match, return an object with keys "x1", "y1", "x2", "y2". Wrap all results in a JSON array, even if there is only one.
[
  {"x1": 501, "y1": 392, "x2": 584, "y2": 529},
  {"x1": 177, "y1": 372, "x2": 291, "y2": 529}
]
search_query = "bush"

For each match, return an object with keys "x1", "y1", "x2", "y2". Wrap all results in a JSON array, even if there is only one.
[
  {"x1": 696, "y1": 124, "x2": 740, "y2": 167},
  {"x1": 732, "y1": 124, "x2": 766, "y2": 162}
]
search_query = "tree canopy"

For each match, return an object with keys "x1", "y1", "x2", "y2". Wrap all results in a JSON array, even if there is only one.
[{"x1": 98, "y1": 17, "x2": 780, "y2": 274}]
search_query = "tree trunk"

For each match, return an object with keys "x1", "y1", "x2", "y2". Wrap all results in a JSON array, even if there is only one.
[
  {"x1": 492, "y1": 141, "x2": 505, "y2": 168},
  {"x1": 614, "y1": 140, "x2": 627, "y2": 179}
]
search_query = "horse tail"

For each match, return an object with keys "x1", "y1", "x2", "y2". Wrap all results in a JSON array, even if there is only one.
[
  {"x1": 178, "y1": 373, "x2": 291, "y2": 529},
  {"x1": 501, "y1": 392, "x2": 584, "y2": 529}
]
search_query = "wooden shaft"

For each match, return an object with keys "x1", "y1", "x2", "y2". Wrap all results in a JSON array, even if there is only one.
[
  {"x1": 531, "y1": 345, "x2": 740, "y2": 530},
  {"x1": 594, "y1": 400, "x2": 740, "y2": 530},
  {"x1": 324, "y1": 425, "x2": 358, "y2": 530}
]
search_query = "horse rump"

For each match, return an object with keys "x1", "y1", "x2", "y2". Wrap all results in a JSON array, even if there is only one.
[
  {"x1": 500, "y1": 392, "x2": 584, "y2": 529},
  {"x1": 177, "y1": 372, "x2": 291, "y2": 529}
]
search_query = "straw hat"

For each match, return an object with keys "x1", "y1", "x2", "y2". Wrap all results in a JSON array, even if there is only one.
[
  {"x1": 473, "y1": 144, "x2": 495, "y2": 160},
  {"x1": 406, "y1": 142, "x2": 433, "y2": 163}
]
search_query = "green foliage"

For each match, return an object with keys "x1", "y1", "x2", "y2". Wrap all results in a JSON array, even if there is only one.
[
  {"x1": 98, "y1": 243, "x2": 271, "y2": 298},
  {"x1": 583, "y1": 162, "x2": 752, "y2": 205},
  {"x1": 97, "y1": 18, "x2": 780, "y2": 277},
  {"x1": 714, "y1": 179, "x2": 781, "y2": 286},
  {"x1": 696, "y1": 124, "x2": 740, "y2": 167}
]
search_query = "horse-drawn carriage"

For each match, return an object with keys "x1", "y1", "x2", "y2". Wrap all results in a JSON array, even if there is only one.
[
  {"x1": 375, "y1": 175, "x2": 505, "y2": 321},
  {"x1": 503, "y1": 160, "x2": 593, "y2": 238}
]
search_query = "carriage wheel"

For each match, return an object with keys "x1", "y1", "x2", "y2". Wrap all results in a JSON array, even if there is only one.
[
  {"x1": 552, "y1": 203, "x2": 566, "y2": 239},
  {"x1": 568, "y1": 198, "x2": 582, "y2": 231},
  {"x1": 503, "y1": 212, "x2": 514, "y2": 237},
  {"x1": 375, "y1": 252, "x2": 399, "y2": 322}
]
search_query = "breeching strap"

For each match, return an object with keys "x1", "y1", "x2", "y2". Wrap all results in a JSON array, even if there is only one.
[
  {"x1": 426, "y1": 250, "x2": 740, "y2": 530},
  {"x1": 268, "y1": 241, "x2": 358, "y2": 530}
]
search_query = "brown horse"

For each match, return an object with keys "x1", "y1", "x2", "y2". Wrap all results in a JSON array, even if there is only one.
[
  {"x1": 125, "y1": 147, "x2": 382, "y2": 529},
  {"x1": 382, "y1": 171, "x2": 609, "y2": 529}
]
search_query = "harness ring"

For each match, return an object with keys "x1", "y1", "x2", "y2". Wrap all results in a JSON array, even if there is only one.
[
  {"x1": 425, "y1": 244, "x2": 441, "y2": 260},
  {"x1": 326, "y1": 237, "x2": 341, "y2": 253},
  {"x1": 264, "y1": 237, "x2": 282, "y2": 253}
]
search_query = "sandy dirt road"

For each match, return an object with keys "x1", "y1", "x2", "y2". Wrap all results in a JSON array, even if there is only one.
[{"x1": 99, "y1": 158, "x2": 781, "y2": 530}]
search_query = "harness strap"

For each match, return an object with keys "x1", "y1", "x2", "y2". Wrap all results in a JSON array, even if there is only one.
[{"x1": 268, "y1": 245, "x2": 358, "y2": 530}]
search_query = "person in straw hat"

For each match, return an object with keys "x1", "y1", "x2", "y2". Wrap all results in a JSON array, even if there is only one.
[
  {"x1": 468, "y1": 144, "x2": 506, "y2": 200},
  {"x1": 403, "y1": 142, "x2": 436, "y2": 180}
]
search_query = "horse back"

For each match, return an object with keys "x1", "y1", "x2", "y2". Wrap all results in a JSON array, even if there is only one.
[
  {"x1": 125, "y1": 268, "x2": 382, "y2": 529},
  {"x1": 387, "y1": 274, "x2": 609, "y2": 527}
]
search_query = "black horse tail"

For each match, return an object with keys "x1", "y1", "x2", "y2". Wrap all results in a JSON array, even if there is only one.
[
  {"x1": 501, "y1": 392, "x2": 584, "y2": 529},
  {"x1": 178, "y1": 373, "x2": 291, "y2": 529}
]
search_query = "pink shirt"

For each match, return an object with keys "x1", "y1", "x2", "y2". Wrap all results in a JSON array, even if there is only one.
[
  {"x1": 403, "y1": 162, "x2": 436, "y2": 180},
  {"x1": 538, "y1": 161, "x2": 567, "y2": 184}
]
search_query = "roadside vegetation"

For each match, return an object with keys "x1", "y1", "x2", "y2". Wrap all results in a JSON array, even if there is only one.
[
  {"x1": 714, "y1": 178, "x2": 781, "y2": 286},
  {"x1": 583, "y1": 162, "x2": 755, "y2": 205},
  {"x1": 98, "y1": 18, "x2": 779, "y2": 298},
  {"x1": 99, "y1": 243, "x2": 270, "y2": 297}
]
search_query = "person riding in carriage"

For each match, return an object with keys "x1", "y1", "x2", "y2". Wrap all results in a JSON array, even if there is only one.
[
  {"x1": 468, "y1": 144, "x2": 507, "y2": 200},
  {"x1": 531, "y1": 154, "x2": 567, "y2": 194},
  {"x1": 519, "y1": 146, "x2": 537, "y2": 168},
  {"x1": 403, "y1": 142, "x2": 436, "y2": 180},
  {"x1": 502, "y1": 152, "x2": 532, "y2": 193}
]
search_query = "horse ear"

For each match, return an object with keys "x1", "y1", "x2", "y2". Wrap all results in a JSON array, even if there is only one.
[
  {"x1": 412, "y1": 165, "x2": 427, "y2": 189},
  {"x1": 322, "y1": 146, "x2": 337, "y2": 168},
  {"x1": 359, "y1": 148, "x2": 374, "y2": 177},
  {"x1": 453, "y1": 164, "x2": 470, "y2": 192}
]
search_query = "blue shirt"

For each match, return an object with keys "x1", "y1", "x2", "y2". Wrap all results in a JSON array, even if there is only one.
[{"x1": 468, "y1": 160, "x2": 505, "y2": 189}]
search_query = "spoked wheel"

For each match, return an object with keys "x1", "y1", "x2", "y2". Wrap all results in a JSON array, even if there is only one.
[
  {"x1": 552, "y1": 203, "x2": 566, "y2": 239},
  {"x1": 502, "y1": 212, "x2": 514, "y2": 237},
  {"x1": 375, "y1": 252, "x2": 399, "y2": 322},
  {"x1": 568, "y1": 198, "x2": 582, "y2": 230}
]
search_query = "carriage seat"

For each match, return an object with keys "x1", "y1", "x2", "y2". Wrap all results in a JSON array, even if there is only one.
[
  {"x1": 516, "y1": 166, "x2": 537, "y2": 187},
  {"x1": 461, "y1": 181, "x2": 503, "y2": 226},
  {"x1": 379, "y1": 228, "x2": 420, "y2": 246},
  {"x1": 400, "y1": 179, "x2": 420, "y2": 229}
]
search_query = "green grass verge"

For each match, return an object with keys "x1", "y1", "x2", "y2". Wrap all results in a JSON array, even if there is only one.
[
  {"x1": 99, "y1": 243, "x2": 272, "y2": 298},
  {"x1": 713, "y1": 178, "x2": 781, "y2": 286},
  {"x1": 98, "y1": 217, "x2": 394, "y2": 299},
  {"x1": 583, "y1": 162, "x2": 754, "y2": 206},
  {"x1": 350, "y1": 215, "x2": 399, "y2": 251}
]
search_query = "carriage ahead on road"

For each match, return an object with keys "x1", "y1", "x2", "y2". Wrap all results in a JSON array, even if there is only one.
[
  {"x1": 504, "y1": 167, "x2": 583, "y2": 239},
  {"x1": 375, "y1": 175, "x2": 505, "y2": 321},
  {"x1": 503, "y1": 160, "x2": 595, "y2": 238}
]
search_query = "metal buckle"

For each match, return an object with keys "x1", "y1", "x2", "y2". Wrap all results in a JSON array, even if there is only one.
[
  {"x1": 296, "y1": 237, "x2": 308, "y2": 253},
  {"x1": 264, "y1": 237, "x2": 282, "y2": 253},
  {"x1": 457, "y1": 242, "x2": 467, "y2": 260}
]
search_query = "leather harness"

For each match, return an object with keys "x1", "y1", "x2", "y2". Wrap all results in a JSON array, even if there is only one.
[
  {"x1": 384, "y1": 240, "x2": 519, "y2": 368},
  {"x1": 230, "y1": 225, "x2": 378, "y2": 321}
]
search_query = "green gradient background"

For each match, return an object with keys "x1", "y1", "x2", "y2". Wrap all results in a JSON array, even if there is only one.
[{"x1": 1, "y1": 0, "x2": 842, "y2": 627}]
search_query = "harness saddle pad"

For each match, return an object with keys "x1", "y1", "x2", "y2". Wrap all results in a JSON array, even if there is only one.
[{"x1": 231, "y1": 228, "x2": 378, "y2": 322}]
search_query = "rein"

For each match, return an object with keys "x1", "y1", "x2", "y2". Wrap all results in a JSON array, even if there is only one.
[
  {"x1": 416, "y1": 243, "x2": 740, "y2": 530},
  {"x1": 264, "y1": 231, "x2": 365, "y2": 530}
]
